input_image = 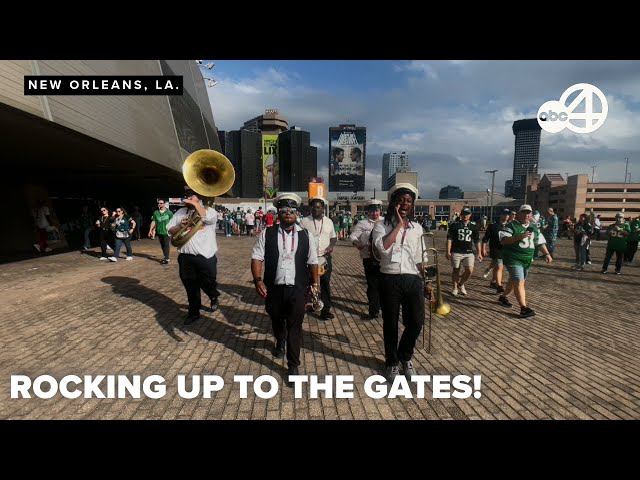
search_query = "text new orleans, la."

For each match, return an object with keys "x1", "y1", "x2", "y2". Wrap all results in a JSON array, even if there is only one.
[
  {"x1": 24, "y1": 76, "x2": 183, "y2": 95},
  {"x1": 11, "y1": 374, "x2": 482, "y2": 400}
]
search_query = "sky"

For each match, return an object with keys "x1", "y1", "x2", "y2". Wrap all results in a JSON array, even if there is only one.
[{"x1": 202, "y1": 60, "x2": 640, "y2": 199}]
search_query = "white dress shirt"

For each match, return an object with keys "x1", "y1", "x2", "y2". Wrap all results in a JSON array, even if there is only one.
[
  {"x1": 251, "y1": 224, "x2": 319, "y2": 285},
  {"x1": 372, "y1": 220, "x2": 425, "y2": 276},
  {"x1": 301, "y1": 215, "x2": 336, "y2": 257},
  {"x1": 167, "y1": 206, "x2": 219, "y2": 258},
  {"x1": 349, "y1": 218, "x2": 380, "y2": 259}
]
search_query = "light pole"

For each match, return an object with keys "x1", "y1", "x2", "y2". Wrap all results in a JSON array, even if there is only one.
[
  {"x1": 485, "y1": 169, "x2": 497, "y2": 223},
  {"x1": 625, "y1": 157, "x2": 629, "y2": 183},
  {"x1": 591, "y1": 165, "x2": 597, "y2": 183}
]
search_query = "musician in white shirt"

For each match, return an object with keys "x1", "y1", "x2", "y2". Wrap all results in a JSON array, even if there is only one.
[
  {"x1": 300, "y1": 196, "x2": 337, "y2": 320},
  {"x1": 371, "y1": 183, "x2": 433, "y2": 383},
  {"x1": 167, "y1": 187, "x2": 220, "y2": 325},
  {"x1": 349, "y1": 199, "x2": 383, "y2": 319}
]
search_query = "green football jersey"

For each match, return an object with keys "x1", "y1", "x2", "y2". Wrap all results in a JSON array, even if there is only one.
[
  {"x1": 607, "y1": 222, "x2": 631, "y2": 250},
  {"x1": 501, "y1": 220, "x2": 541, "y2": 268}
]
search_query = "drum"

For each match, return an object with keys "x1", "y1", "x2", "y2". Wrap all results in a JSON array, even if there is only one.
[{"x1": 318, "y1": 256, "x2": 327, "y2": 276}]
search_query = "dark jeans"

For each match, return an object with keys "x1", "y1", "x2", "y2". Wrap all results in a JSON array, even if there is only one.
[
  {"x1": 114, "y1": 236, "x2": 132, "y2": 258},
  {"x1": 319, "y1": 254, "x2": 333, "y2": 315},
  {"x1": 363, "y1": 258, "x2": 382, "y2": 317},
  {"x1": 602, "y1": 247, "x2": 624, "y2": 272},
  {"x1": 594, "y1": 228, "x2": 601, "y2": 241},
  {"x1": 157, "y1": 234, "x2": 171, "y2": 260},
  {"x1": 178, "y1": 253, "x2": 220, "y2": 316},
  {"x1": 625, "y1": 240, "x2": 638, "y2": 262},
  {"x1": 380, "y1": 273, "x2": 424, "y2": 367},
  {"x1": 265, "y1": 285, "x2": 306, "y2": 368}
]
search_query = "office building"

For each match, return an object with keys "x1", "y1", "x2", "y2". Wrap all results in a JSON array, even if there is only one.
[
  {"x1": 278, "y1": 127, "x2": 317, "y2": 192},
  {"x1": 382, "y1": 152, "x2": 409, "y2": 191},
  {"x1": 439, "y1": 185, "x2": 463, "y2": 199},
  {"x1": 511, "y1": 119, "x2": 542, "y2": 198},
  {"x1": 387, "y1": 168, "x2": 418, "y2": 191}
]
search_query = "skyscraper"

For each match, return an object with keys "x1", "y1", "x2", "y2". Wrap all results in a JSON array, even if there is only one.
[
  {"x1": 382, "y1": 152, "x2": 409, "y2": 190},
  {"x1": 511, "y1": 119, "x2": 542, "y2": 199},
  {"x1": 278, "y1": 126, "x2": 317, "y2": 192}
]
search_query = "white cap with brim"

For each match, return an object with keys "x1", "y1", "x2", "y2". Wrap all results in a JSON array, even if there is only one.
[
  {"x1": 616, "y1": 212, "x2": 625, "y2": 218},
  {"x1": 366, "y1": 199, "x2": 383, "y2": 207},
  {"x1": 388, "y1": 183, "x2": 419, "y2": 200},
  {"x1": 274, "y1": 193, "x2": 301, "y2": 208},
  {"x1": 309, "y1": 196, "x2": 326, "y2": 205},
  {"x1": 519, "y1": 204, "x2": 533, "y2": 212}
]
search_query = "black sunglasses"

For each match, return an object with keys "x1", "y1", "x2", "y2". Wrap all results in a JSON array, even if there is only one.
[{"x1": 278, "y1": 207, "x2": 297, "y2": 215}]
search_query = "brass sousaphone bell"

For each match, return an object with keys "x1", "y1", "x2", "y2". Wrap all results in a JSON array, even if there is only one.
[{"x1": 171, "y1": 149, "x2": 236, "y2": 248}]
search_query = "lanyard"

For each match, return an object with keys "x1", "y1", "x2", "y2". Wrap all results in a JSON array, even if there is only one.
[
  {"x1": 400, "y1": 221, "x2": 411, "y2": 245},
  {"x1": 313, "y1": 217, "x2": 323, "y2": 234},
  {"x1": 281, "y1": 228, "x2": 295, "y2": 254}
]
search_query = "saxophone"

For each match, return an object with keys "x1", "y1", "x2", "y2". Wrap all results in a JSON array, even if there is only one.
[{"x1": 310, "y1": 284, "x2": 324, "y2": 312}]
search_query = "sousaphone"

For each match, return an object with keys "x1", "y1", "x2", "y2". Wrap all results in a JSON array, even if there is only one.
[{"x1": 171, "y1": 149, "x2": 235, "y2": 248}]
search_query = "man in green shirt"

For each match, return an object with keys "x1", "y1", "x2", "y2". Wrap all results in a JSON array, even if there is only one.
[
  {"x1": 149, "y1": 199, "x2": 174, "y2": 264},
  {"x1": 498, "y1": 204, "x2": 553, "y2": 318},
  {"x1": 602, "y1": 212, "x2": 631, "y2": 274},
  {"x1": 624, "y1": 214, "x2": 640, "y2": 264}
]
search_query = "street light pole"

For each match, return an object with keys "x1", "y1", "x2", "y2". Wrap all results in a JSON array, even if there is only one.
[
  {"x1": 485, "y1": 169, "x2": 497, "y2": 223},
  {"x1": 591, "y1": 165, "x2": 596, "y2": 183},
  {"x1": 625, "y1": 157, "x2": 629, "y2": 183}
]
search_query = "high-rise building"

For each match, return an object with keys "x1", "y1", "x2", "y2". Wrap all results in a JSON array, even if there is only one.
[
  {"x1": 439, "y1": 185, "x2": 463, "y2": 199},
  {"x1": 329, "y1": 124, "x2": 366, "y2": 192},
  {"x1": 278, "y1": 127, "x2": 317, "y2": 192},
  {"x1": 382, "y1": 152, "x2": 409, "y2": 190},
  {"x1": 388, "y1": 168, "x2": 418, "y2": 191},
  {"x1": 504, "y1": 180, "x2": 513, "y2": 197},
  {"x1": 225, "y1": 129, "x2": 262, "y2": 197},
  {"x1": 243, "y1": 109, "x2": 288, "y2": 134},
  {"x1": 511, "y1": 119, "x2": 542, "y2": 199}
]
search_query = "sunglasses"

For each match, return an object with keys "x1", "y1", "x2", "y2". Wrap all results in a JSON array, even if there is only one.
[{"x1": 278, "y1": 207, "x2": 297, "y2": 215}]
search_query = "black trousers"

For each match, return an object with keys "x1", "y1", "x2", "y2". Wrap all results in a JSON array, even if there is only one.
[
  {"x1": 319, "y1": 254, "x2": 333, "y2": 315},
  {"x1": 99, "y1": 229, "x2": 114, "y2": 256},
  {"x1": 178, "y1": 253, "x2": 220, "y2": 316},
  {"x1": 265, "y1": 285, "x2": 306, "y2": 367},
  {"x1": 363, "y1": 258, "x2": 382, "y2": 316},
  {"x1": 602, "y1": 247, "x2": 624, "y2": 272},
  {"x1": 157, "y1": 234, "x2": 171, "y2": 260},
  {"x1": 625, "y1": 240, "x2": 638, "y2": 262},
  {"x1": 380, "y1": 274, "x2": 424, "y2": 367}
]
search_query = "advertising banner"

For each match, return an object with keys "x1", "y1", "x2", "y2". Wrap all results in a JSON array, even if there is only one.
[
  {"x1": 262, "y1": 134, "x2": 279, "y2": 199},
  {"x1": 329, "y1": 127, "x2": 365, "y2": 192}
]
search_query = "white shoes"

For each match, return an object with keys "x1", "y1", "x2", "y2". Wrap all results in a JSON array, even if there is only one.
[
  {"x1": 452, "y1": 285, "x2": 458, "y2": 296},
  {"x1": 108, "y1": 256, "x2": 117, "y2": 262},
  {"x1": 459, "y1": 284, "x2": 467, "y2": 295},
  {"x1": 126, "y1": 256, "x2": 133, "y2": 261},
  {"x1": 99, "y1": 256, "x2": 108, "y2": 260},
  {"x1": 482, "y1": 268, "x2": 493, "y2": 279}
]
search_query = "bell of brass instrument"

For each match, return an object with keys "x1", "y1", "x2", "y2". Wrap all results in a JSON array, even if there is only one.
[
  {"x1": 171, "y1": 149, "x2": 235, "y2": 248},
  {"x1": 310, "y1": 284, "x2": 324, "y2": 313},
  {"x1": 421, "y1": 232, "x2": 451, "y2": 353}
]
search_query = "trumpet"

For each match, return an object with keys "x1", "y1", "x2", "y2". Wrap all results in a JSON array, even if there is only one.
[{"x1": 420, "y1": 232, "x2": 451, "y2": 353}]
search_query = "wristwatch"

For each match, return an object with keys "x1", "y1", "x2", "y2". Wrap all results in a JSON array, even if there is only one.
[{"x1": 253, "y1": 277, "x2": 262, "y2": 285}]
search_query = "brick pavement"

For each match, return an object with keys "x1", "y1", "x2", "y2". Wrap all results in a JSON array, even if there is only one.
[{"x1": 0, "y1": 232, "x2": 639, "y2": 419}]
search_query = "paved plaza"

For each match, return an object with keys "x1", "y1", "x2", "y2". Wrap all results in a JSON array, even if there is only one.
[{"x1": 1, "y1": 231, "x2": 639, "y2": 420}]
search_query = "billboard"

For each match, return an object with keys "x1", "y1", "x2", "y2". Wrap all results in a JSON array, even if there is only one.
[
  {"x1": 329, "y1": 125, "x2": 366, "y2": 192},
  {"x1": 262, "y1": 134, "x2": 279, "y2": 199}
]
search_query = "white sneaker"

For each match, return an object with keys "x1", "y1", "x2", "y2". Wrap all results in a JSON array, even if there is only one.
[
  {"x1": 459, "y1": 284, "x2": 467, "y2": 295},
  {"x1": 44, "y1": 247, "x2": 52, "y2": 252},
  {"x1": 482, "y1": 268, "x2": 493, "y2": 279},
  {"x1": 99, "y1": 256, "x2": 108, "y2": 260},
  {"x1": 452, "y1": 285, "x2": 459, "y2": 296},
  {"x1": 108, "y1": 256, "x2": 117, "y2": 262},
  {"x1": 107, "y1": 246, "x2": 114, "y2": 252},
  {"x1": 126, "y1": 256, "x2": 133, "y2": 261},
  {"x1": 33, "y1": 243, "x2": 41, "y2": 252}
]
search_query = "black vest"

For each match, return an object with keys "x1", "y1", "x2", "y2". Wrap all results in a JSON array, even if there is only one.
[{"x1": 264, "y1": 226, "x2": 311, "y2": 288}]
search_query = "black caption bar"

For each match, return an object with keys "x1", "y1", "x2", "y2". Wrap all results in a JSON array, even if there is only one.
[{"x1": 24, "y1": 76, "x2": 183, "y2": 96}]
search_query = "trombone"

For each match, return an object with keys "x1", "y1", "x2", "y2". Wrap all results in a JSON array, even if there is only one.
[{"x1": 420, "y1": 232, "x2": 451, "y2": 353}]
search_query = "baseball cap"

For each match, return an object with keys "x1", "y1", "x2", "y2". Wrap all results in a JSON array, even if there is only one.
[
  {"x1": 615, "y1": 212, "x2": 624, "y2": 218},
  {"x1": 309, "y1": 196, "x2": 326, "y2": 206},
  {"x1": 519, "y1": 204, "x2": 533, "y2": 212},
  {"x1": 501, "y1": 208, "x2": 511, "y2": 215},
  {"x1": 461, "y1": 207, "x2": 472, "y2": 215}
]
